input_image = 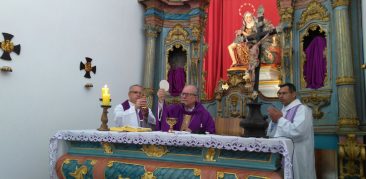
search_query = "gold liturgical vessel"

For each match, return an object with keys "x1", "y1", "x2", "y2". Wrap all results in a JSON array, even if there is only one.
[{"x1": 167, "y1": 117, "x2": 177, "y2": 133}]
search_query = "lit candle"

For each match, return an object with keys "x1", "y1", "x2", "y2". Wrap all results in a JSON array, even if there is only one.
[
  {"x1": 101, "y1": 85, "x2": 109, "y2": 98},
  {"x1": 102, "y1": 93, "x2": 110, "y2": 106}
]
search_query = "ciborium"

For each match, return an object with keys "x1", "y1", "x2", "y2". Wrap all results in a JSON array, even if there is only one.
[{"x1": 166, "y1": 117, "x2": 177, "y2": 133}]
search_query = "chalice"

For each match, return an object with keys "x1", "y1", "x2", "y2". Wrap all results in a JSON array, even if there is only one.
[{"x1": 167, "y1": 117, "x2": 177, "y2": 133}]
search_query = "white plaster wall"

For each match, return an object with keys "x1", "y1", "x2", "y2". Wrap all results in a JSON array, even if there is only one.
[{"x1": 0, "y1": 0, "x2": 144, "y2": 178}]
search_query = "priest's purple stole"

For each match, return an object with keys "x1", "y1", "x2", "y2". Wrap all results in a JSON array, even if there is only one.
[{"x1": 285, "y1": 104, "x2": 301, "y2": 123}]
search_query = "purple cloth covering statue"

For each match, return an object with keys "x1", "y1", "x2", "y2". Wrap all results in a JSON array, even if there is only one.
[
  {"x1": 168, "y1": 67, "x2": 186, "y2": 96},
  {"x1": 156, "y1": 102, "x2": 216, "y2": 134},
  {"x1": 303, "y1": 36, "x2": 327, "y2": 89}
]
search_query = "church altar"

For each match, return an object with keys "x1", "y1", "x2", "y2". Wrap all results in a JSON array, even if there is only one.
[{"x1": 49, "y1": 130, "x2": 294, "y2": 179}]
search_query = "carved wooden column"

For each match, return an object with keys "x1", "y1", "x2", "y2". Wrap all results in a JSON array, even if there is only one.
[
  {"x1": 277, "y1": 0, "x2": 294, "y2": 83},
  {"x1": 332, "y1": 0, "x2": 359, "y2": 132},
  {"x1": 143, "y1": 25, "x2": 161, "y2": 107}
]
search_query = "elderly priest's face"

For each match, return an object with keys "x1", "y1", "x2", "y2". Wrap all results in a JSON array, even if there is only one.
[
  {"x1": 180, "y1": 85, "x2": 198, "y2": 108},
  {"x1": 128, "y1": 86, "x2": 143, "y2": 104}
]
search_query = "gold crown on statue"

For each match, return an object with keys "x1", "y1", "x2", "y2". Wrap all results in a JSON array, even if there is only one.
[{"x1": 238, "y1": 3, "x2": 256, "y2": 17}]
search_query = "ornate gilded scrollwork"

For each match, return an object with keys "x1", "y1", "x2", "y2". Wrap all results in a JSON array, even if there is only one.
[
  {"x1": 144, "y1": 24, "x2": 162, "y2": 38},
  {"x1": 279, "y1": 7, "x2": 294, "y2": 25},
  {"x1": 339, "y1": 134, "x2": 365, "y2": 179},
  {"x1": 216, "y1": 171, "x2": 238, "y2": 179},
  {"x1": 190, "y1": 25, "x2": 201, "y2": 42},
  {"x1": 301, "y1": 92, "x2": 330, "y2": 119},
  {"x1": 142, "y1": 171, "x2": 156, "y2": 179},
  {"x1": 298, "y1": 0, "x2": 329, "y2": 29},
  {"x1": 204, "y1": 148, "x2": 216, "y2": 162},
  {"x1": 141, "y1": 145, "x2": 168, "y2": 157},
  {"x1": 101, "y1": 142, "x2": 113, "y2": 154},
  {"x1": 69, "y1": 165, "x2": 88, "y2": 179},
  {"x1": 338, "y1": 118, "x2": 360, "y2": 128},
  {"x1": 193, "y1": 168, "x2": 201, "y2": 176},
  {"x1": 336, "y1": 76, "x2": 355, "y2": 85},
  {"x1": 143, "y1": 88, "x2": 154, "y2": 108},
  {"x1": 332, "y1": 0, "x2": 349, "y2": 8},
  {"x1": 62, "y1": 159, "x2": 96, "y2": 179},
  {"x1": 165, "y1": 24, "x2": 191, "y2": 44}
]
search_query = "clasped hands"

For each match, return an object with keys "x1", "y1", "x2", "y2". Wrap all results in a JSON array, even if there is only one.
[{"x1": 267, "y1": 107, "x2": 283, "y2": 123}]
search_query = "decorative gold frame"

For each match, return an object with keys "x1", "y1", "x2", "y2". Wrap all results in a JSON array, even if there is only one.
[
  {"x1": 164, "y1": 24, "x2": 191, "y2": 84},
  {"x1": 297, "y1": 0, "x2": 330, "y2": 29},
  {"x1": 339, "y1": 134, "x2": 366, "y2": 178},
  {"x1": 141, "y1": 144, "x2": 168, "y2": 157},
  {"x1": 217, "y1": 171, "x2": 238, "y2": 179}
]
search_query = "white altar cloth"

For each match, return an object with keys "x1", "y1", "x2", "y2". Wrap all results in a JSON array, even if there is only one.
[{"x1": 49, "y1": 130, "x2": 294, "y2": 179}]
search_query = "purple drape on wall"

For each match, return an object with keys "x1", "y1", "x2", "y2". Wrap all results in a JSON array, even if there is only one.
[
  {"x1": 168, "y1": 67, "x2": 186, "y2": 96},
  {"x1": 303, "y1": 36, "x2": 327, "y2": 89}
]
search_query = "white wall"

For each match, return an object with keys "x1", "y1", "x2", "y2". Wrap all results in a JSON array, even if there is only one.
[{"x1": 0, "y1": 0, "x2": 144, "y2": 178}]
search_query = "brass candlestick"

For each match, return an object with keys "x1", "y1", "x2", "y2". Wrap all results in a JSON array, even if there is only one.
[
  {"x1": 98, "y1": 99, "x2": 111, "y2": 131},
  {"x1": 167, "y1": 117, "x2": 177, "y2": 133}
]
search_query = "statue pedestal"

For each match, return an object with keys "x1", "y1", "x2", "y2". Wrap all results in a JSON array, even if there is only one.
[{"x1": 240, "y1": 102, "x2": 268, "y2": 137}]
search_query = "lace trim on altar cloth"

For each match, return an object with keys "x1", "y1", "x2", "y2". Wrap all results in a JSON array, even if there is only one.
[{"x1": 49, "y1": 130, "x2": 293, "y2": 179}]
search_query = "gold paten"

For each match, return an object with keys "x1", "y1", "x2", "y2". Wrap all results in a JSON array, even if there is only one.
[
  {"x1": 339, "y1": 134, "x2": 365, "y2": 178},
  {"x1": 101, "y1": 142, "x2": 113, "y2": 154},
  {"x1": 301, "y1": 92, "x2": 330, "y2": 119},
  {"x1": 69, "y1": 165, "x2": 88, "y2": 179},
  {"x1": 298, "y1": 0, "x2": 329, "y2": 29},
  {"x1": 141, "y1": 145, "x2": 168, "y2": 157},
  {"x1": 332, "y1": 0, "x2": 349, "y2": 8},
  {"x1": 1, "y1": 40, "x2": 14, "y2": 53},
  {"x1": 336, "y1": 77, "x2": 355, "y2": 85},
  {"x1": 141, "y1": 171, "x2": 156, "y2": 179},
  {"x1": 204, "y1": 148, "x2": 216, "y2": 162}
]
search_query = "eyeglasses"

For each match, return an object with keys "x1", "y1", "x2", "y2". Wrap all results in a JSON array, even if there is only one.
[
  {"x1": 277, "y1": 92, "x2": 290, "y2": 96},
  {"x1": 180, "y1": 92, "x2": 197, "y2": 97},
  {"x1": 129, "y1": 91, "x2": 142, "y2": 95}
]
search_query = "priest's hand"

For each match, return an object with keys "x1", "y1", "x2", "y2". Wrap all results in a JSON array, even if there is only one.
[
  {"x1": 136, "y1": 98, "x2": 147, "y2": 109},
  {"x1": 267, "y1": 107, "x2": 282, "y2": 123},
  {"x1": 157, "y1": 89, "x2": 166, "y2": 103}
]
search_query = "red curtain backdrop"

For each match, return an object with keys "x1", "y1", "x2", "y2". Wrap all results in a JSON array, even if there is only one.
[{"x1": 203, "y1": 0, "x2": 280, "y2": 100}]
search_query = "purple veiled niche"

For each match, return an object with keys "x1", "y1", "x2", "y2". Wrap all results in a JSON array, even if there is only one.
[
  {"x1": 167, "y1": 46, "x2": 187, "y2": 96},
  {"x1": 303, "y1": 26, "x2": 327, "y2": 89}
]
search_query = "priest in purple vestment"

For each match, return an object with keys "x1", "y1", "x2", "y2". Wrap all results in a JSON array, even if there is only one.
[{"x1": 156, "y1": 85, "x2": 216, "y2": 134}]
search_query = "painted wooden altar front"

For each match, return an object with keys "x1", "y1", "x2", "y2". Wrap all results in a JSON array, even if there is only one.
[{"x1": 50, "y1": 130, "x2": 294, "y2": 179}]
